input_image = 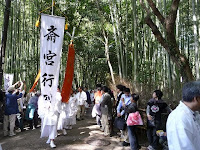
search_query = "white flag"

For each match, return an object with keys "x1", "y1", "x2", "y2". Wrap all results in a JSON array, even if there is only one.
[
  {"x1": 4, "y1": 73, "x2": 14, "y2": 92},
  {"x1": 40, "y1": 14, "x2": 65, "y2": 106}
]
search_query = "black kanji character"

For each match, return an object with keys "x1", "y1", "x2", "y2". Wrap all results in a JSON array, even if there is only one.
[
  {"x1": 44, "y1": 25, "x2": 60, "y2": 43},
  {"x1": 42, "y1": 73, "x2": 54, "y2": 87},
  {"x1": 44, "y1": 50, "x2": 57, "y2": 66},
  {"x1": 43, "y1": 94, "x2": 52, "y2": 102}
]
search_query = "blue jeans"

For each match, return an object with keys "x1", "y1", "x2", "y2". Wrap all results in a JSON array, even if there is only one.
[
  {"x1": 147, "y1": 126, "x2": 158, "y2": 149},
  {"x1": 127, "y1": 126, "x2": 139, "y2": 150}
]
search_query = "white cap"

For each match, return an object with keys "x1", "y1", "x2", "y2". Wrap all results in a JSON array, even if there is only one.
[{"x1": 8, "y1": 86, "x2": 15, "y2": 92}]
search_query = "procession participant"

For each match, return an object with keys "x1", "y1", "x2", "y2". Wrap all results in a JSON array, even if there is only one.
[
  {"x1": 76, "y1": 86, "x2": 87, "y2": 120},
  {"x1": 57, "y1": 89, "x2": 77, "y2": 134},
  {"x1": 64, "y1": 89, "x2": 78, "y2": 130},
  {"x1": 57, "y1": 88, "x2": 67, "y2": 135},
  {"x1": 38, "y1": 87, "x2": 61, "y2": 148}
]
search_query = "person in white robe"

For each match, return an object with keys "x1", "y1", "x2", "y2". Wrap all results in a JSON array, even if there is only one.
[
  {"x1": 57, "y1": 89, "x2": 77, "y2": 133},
  {"x1": 65, "y1": 91, "x2": 78, "y2": 129},
  {"x1": 38, "y1": 88, "x2": 61, "y2": 148},
  {"x1": 57, "y1": 97, "x2": 68, "y2": 135}
]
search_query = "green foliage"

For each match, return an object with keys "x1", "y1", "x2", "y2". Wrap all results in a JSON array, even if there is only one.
[{"x1": 0, "y1": 0, "x2": 199, "y2": 99}]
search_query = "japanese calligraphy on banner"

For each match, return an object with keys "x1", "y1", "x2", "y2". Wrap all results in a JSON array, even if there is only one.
[
  {"x1": 4, "y1": 74, "x2": 14, "y2": 92},
  {"x1": 40, "y1": 14, "x2": 65, "y2": 106}
]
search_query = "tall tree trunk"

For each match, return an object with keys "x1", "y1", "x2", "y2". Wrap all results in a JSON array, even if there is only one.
[
  {"x1": 132, "y1": 0, "x2": 138, "y2": 81},
  {"x1": 109, "y1": 0, "x2": 122, "y2": 78},
  {"x1": 140, "y1": 0, "x2": 194, "y2": 82},
  {"x1": 192, "y1": 0, "x2": 200, "y2": 79},
  {"x1": 164, "y1": 0, "x2": 172, "y2": 89},
  {"x1": 0, "y1": 0, "x2": 12, "y2": 88},
  {"x1": 113, "y1": 1, "x2": 125, "y2": 78},
  {"x1": 96, "y1": 0, "x2": 116, "y2": 84},
  {"x1": 103, "y1": 30, "x2": 116, "y2": 85},
  {"x1": 196, "y1": 0, "x2": 200, "y2": 46},
  {"x1": 125, "y1": 0, "x2": 128, "y2": 78}
]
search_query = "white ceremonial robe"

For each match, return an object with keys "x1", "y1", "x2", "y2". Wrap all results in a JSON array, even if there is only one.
[
  {"x1": 57, "y1": 102, "x2": 67, "y2": 130},
  {"x1": 57, "y1": 95, "x2": 77, "y2": 130},
  {"x1": 65, "y1": 96, "x2": 78, "y2": 126},
  {"x1": 38, "y1": 92, "x2": 61, "y2": 139},
  {"x1": 167, "y1": 101, "x2": 200, "y2": 150}
]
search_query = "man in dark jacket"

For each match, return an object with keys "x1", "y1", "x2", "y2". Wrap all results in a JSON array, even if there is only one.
[
  {"x1": 4, "y1": 84, "x2": 24, "y2": 136},
  {"x1": 100, "y1": 86, "x2": 113, "y2": 136},
  {"x1": 84, "y1": 87, "x2": 92, "y2": 107},
  {"x1": 115, "y1": 85, "x2": 125, "y2": 111}
]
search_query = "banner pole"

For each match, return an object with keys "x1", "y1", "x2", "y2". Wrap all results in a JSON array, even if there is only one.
[
  {"x1": 52, "y1": 0, "x2": 54, "y2": 15},
  {"x1": 71, "y1": 27, "x2": 76, "y2": 41}
]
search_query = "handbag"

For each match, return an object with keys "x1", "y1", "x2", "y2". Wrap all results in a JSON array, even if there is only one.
[
  {"x1": 126, "y1": 111, "x2": 143, "y2": 126},
  {"x1": 114, "y1": 117, "x2": 127, "y2": 130},
  {"x1": 25, "y1": 104, "x2": 35, "y2": 120}
]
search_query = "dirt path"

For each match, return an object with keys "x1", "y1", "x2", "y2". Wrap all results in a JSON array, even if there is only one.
[{"x1": 0, "y1": 107, "x2": 148, "y2": 150}]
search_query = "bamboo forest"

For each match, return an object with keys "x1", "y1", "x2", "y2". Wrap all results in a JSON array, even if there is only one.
[
  {"x1": 0, "y1": 0, "x2": 200, "y2": 104},
  {"x1": 1, "y1": 0, "x2": 200, "y2": 150}
]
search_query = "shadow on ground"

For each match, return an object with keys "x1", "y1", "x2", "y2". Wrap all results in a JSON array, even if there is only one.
[{"x1": 0, "y1": 107, "x2": 149, "y2": 150}]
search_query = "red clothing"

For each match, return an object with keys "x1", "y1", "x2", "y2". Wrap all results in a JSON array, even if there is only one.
[{"x1": 94, "y1": 91, "x2": 102, "y2": 104}]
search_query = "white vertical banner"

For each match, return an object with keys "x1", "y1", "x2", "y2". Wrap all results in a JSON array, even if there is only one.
[
  {"x1": 4, "y1": 73, "x2": 14, "y2": 92},
  {"x1": 40, "y1": 14, "x2": 65, "y2": 106}
]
